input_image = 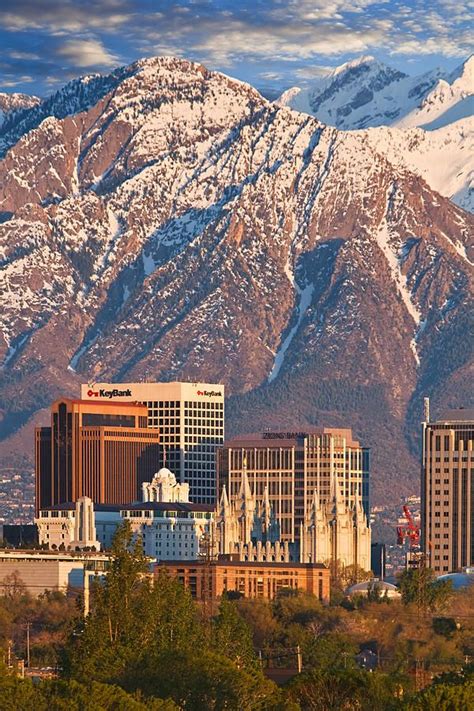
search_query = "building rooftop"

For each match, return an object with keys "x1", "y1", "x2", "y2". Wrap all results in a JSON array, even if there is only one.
[
  {"x1": 157, "y1": 558, "x2": 328, "y2": 570},
  {"x1": 436, "y1": 409, "x2": 474, "y2": 423},
  {"x1": 224, "y1": 426, "x2": 364, "y2": 448},
  {"x1": 40, "y1": 501, "x2": 215, "y2": 513}
]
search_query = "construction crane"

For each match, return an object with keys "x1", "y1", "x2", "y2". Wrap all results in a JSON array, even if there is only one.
[{"x1": 396, "y1": 505, "x2": 420, "y2": 548}]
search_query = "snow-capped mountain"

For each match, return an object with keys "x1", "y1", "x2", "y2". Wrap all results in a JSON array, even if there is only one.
[
  {"x1": 278, "y1": 55, "x2": 474, "y2": 212},
  {"x1": 277, "y1": 55, "x2": 473, "y2": 131},
  {"x1": 0, "y1": 57, "x2": 473, "y2": 505},
  {"x1": 0, "y1": 92, "x2": 40, "y2": 130}
]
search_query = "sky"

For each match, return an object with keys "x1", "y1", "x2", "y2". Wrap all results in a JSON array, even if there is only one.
[{"x1": 0, "y1": 0, "x2": 471, "y2": 97}]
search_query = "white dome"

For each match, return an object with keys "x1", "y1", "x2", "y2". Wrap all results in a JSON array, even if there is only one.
[{"x1": 346, "y1": 579, "x2": 400, "y2": 597}]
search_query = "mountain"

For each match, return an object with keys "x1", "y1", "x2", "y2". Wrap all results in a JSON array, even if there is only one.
[
  {"x1": 277, "y1": 56, "x2": 474, "y2": 212},
  {"x1": 0, "y1": 57, "x2": 473, "y2": 513},
  {"x1": 277, "y1": 55, "x2": 473, "y2": 131},
  {"x1": 0, "y1": 92, "x2": 40, "y2": 130}
]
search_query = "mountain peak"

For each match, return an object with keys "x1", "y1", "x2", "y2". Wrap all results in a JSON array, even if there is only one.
[{"x1": 330, "y1": 55, "x2": 378, "y2": 76}]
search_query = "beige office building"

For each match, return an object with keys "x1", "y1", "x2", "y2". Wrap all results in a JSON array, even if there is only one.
[
  {"x1": 422, "y1": 408, "x2": 474, "y2": 574},
  {"x1": 217, "y1": 428, "x2": 369, "y2": 543},
  {"x1": 81, "y1": 382, "x2": 224, "y2": 504}
]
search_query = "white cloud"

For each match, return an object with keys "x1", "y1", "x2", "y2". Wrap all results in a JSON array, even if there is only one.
[{"x1": 56, "y1": 39, "x2": 119, "y2": 68}]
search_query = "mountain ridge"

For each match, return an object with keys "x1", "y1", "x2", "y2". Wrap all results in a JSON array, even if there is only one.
[{"x1": 0, "y1": 56, "x2": 473, "y2": 512}]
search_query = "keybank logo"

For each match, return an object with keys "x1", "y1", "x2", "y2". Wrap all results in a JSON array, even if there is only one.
[
  {"x1": 87, "y1": 388, "x2": 132, "y2": 399},
  {"x1": 197, "y1": 390, "x2": 222, "y2": 397}
]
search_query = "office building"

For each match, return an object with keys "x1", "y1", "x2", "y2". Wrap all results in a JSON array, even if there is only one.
[
  {"x1": 157, "y1": 557, "x2": 330, "y2": 602},
  {"x1": 421, "y1": 406, "x2": 474, "y2": 574},
  {"x1": 218, "y1": 427, "x2": 370, "y2": 544},
  {"x1": 35, "y1": 399, "x2": 161, "y2": 512},
  {"x1": 81, "y1": 381, "x2": 225, "y2": 504}
]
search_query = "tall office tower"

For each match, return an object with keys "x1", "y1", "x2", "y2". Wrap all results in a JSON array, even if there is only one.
[
  {"x1": 217, "y1": 427, "x2": 369, "y2": 543},
  {"x1": 421, "y1": 407, "x2": 474, "y2": 574},
  {"x1": 35, "y1": 399, "x2": 161, "y2": 512},
  {"x1": 81, "y1": 382, "x2": 224, "y2": 504}
]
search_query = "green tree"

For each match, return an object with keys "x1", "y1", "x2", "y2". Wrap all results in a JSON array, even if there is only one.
[
  {"x1": 212, "y1": 595, "x2": 257, "y2": 671},
  {"x1": 124, "y1": 648, "x2": 279, "y2": 711},
  {"x1": 62, "y1": 521, "x2": 151, "y2": 683}
]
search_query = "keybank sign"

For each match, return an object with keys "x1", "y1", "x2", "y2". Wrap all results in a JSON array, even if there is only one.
[{"x1": 87, "y1": 388, "x2": 132, "y2": 399}]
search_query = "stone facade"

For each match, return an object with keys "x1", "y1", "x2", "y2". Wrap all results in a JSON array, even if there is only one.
[
  {"x1": 299, "y1": 475, "x2": 371, "y2": 570},
  {"x1": 215, "y1": 462, "x2": 291, "y2": 562},
  {"x1": 142, "y1": 467, "x2": 190, "y2": 503}
]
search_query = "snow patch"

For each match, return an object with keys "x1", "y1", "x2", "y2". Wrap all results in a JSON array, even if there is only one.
[{"x1": 268, "y1": 259, "x2": 314, "y2": 382}]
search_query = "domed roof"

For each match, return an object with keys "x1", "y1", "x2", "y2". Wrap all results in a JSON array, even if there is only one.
[
  {"x1": 437, "y1": 571, "x2": 474, "y2": 590},
  {"x1": 156, "y1": 467, "x2": 174, "y2": 478},
  {"x1": 346, "y1": 579, "x2": 400, "y2": 596}
]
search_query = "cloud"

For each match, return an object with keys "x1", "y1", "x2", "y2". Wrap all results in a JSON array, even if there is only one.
[
  {"x1": 0, "y1": 1, "x2": 472, "y2": 96},
  {"x1": 55, "y1": 39, "x2": 120, "y2": 68},
  {"x1": 0, "y1": 74, "x2": 34, "y2": 87},
  {"x1": 0, "y1": 0, "x2": 131, "y2": 32}
]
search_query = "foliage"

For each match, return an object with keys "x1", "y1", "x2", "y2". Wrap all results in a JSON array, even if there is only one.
[
  {"x1": 0, "y1": 664, "x2": 176, "y2": 710},
  {"x1": 398, "y1": 569, "x2": 453, "y2": 612},
  {"x1": 211, "y1": 595, "x2": 258, "y2": 671},
  {"x1": 287, "y1": 667, "x2": 401, "y2": 711},
  {"x1": 124, "y1": 649, "x2": 279, "y2": 711}
]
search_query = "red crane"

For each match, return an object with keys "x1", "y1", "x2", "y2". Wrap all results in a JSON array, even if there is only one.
[{"x1": 396, "y1": 505, "x2": 420, "y2": 548}]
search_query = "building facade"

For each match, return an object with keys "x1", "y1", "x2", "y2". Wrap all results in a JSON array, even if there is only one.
[
  {"x1": 81, "y1": 381, "x2": 224, "y2": 504},
  {"x1": 422, "y1": 407, "x2": 474, "y2": 574},
  {"x1": 299, "y1": 481, "x2": 371, "y2": 570},
  {"x1": 0, "y1": 551, "x2": 108, "y2": 597},
  {"x1": 36, "y1": 469, "x2": 215, "y2": 561},
  {"x1": 157, "y1": 558, "x2": 330, "y2": 602},
  {"x1": 35, "y1": 399, "x2": 161, "y2": 512},
  {"x1": 218, "y1": 428, "x2": 369, "y2": 544}
]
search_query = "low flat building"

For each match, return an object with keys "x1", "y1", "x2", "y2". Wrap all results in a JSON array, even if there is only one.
[
  {"x1": 0, "y1": 550, "x2": 109, "y2": 597},
  {"x1": 157, "y1": 557, "x2": 330, "y2": 602}
]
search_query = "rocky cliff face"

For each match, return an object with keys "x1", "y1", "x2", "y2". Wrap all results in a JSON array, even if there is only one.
[{"x1": 0, "y1": 57, "x2": 473, "y2": 505}]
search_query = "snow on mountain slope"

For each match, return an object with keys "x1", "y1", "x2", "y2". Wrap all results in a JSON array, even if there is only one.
[
  {"x1": 277, "y1": 56, "x2": 444, "y2": 129},
  {"x1": 363, "y1": 116, "x2": 474, "y2": 213},
  {"x1": 278, "y1": 55, "x2": 473, "y2": 211},
  {"x1": 396, "y1": 56, "x2": 473, "y2": 130},
  {"x1": 0, "y1": 92, "x2": 40, "y2": 130},
  {"x1": 0, "y1": 56, "x2": 473, "y2": 504}
]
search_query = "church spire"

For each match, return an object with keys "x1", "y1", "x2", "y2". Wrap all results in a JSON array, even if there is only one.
[
  {"x1": 239, "y1": 453, "x2": 254, "y2": 506},
  {"x1": 219, "y1": 484, "x2": 230, "y2": 513}
]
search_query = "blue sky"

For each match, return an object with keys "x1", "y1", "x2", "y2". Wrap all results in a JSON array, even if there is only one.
[{"x1": 0, "y1": 0, "x2": 471, "y2": 97}]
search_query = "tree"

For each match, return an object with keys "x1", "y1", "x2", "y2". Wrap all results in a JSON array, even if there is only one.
[
  {"x1": 125, "y1": 648, "x2": 280, "y2": 711},
  {"x1": 398, "y1": 569, "x2": 453, "y2": 613},
  {"x1": 211, "y1": 595, "x2": 257, "y2": 671},
  {"x1": 62, "y1": 521, "x2": 151, "y2": 683},
  {"x1": 287, "y1": 667, "x2": 400, "y2": 711}
]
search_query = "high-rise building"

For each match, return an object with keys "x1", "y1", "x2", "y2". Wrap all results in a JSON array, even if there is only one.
[
  {"x1": 35, "y1": 399, "x2": 161, "y2": 512},
  {"x1": 80, "y1": 382, "x2": 225, "y2": 504},
  {"x1": 421, "y1": 407, "x2": 474, "y2": 574},
  {"x1": 217, "y1": 427, "x2": 370, "y2": 544}
]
